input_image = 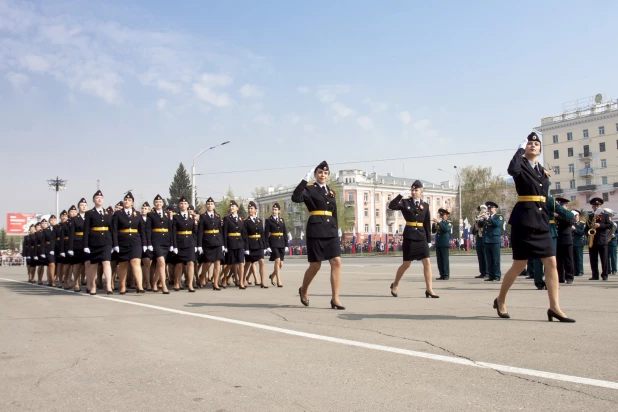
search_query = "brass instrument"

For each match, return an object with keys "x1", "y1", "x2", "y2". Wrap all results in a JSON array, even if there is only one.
[
  {"x1": 476, "y1": 205, "x2": 488, "y2": 220},
  {"x1": 605, "y1": 208, "x2": 616, "y2": 244},
  {"x1": 586, "y1": 211, "x2": 597, "y2": 248}
]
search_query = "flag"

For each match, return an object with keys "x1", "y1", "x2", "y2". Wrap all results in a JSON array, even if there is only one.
[
  {"x1": 287, "y1": 232, "x2": 292, "y2": 241},
  {"x1": 464, "y1": 218, "x2": 471, "y2": 230}
]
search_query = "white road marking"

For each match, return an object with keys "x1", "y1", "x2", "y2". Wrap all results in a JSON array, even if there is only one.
[{"x1": 2, "y1": 277, "x2": 617, "y2": 390}]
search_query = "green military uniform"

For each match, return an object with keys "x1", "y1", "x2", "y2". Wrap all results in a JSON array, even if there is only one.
[
  {"x1": 608, "y1": 219, "x2": 617, "y2": 274},
  {"x1": 471, "y1": 222, "x2": 487, "y2": 278},
  {"x1": 482, "y1": 201, "x2": 503, "y2": 281},
  {"x1": 433, "y1": 209, "x2": 452, "y2": 280},
  {"x1": 572, "y1": 214, "x2": 586, "y2": 276}
]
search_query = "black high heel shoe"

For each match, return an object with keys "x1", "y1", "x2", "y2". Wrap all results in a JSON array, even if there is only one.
[
  {"x1": 270, "y1": 274, "x2": 276, "y2": 286},
  {"x1": 299, "y1": 287, "x2": 309, "y2": 307},
  {"x1": 261, "y1": 284, "x2": 269, "y2": 289},
  {"x1": 493, "y1": 298, "x2": 510, "y2": 319},
  {"x1": 425, "y1": 290, "x2": 439, "y2": 298},
  {"x1": 136, "y1": 289, "x2": 146, "y2": 294},
  {"x1": 547, "y1": 309, "x2": 576, "y2": 323},
  {"x1": 162, "y1": 290, "x2": 170, "y2": 295},
  {"x1": 212, "y1": 285, "x2": 221, "y2": 291},
  {"x1": 188, "y1": 288, "x2": 196, "y2": 293},
  {"x1": 390, "y1": 283, "x2": 397, "y2": 297},
  {"x1": 330, "y1": 300, "x2": 345, "y2": 310},
  {"x1": 107, "y1": 290, "x2": 114, "y2": 295}
]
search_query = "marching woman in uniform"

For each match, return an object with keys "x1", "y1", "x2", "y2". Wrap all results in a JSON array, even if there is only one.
[
  {"x1": 265, "y1": 202, "x2": 288, "y2": 287},
  {"x1": 495, "y1": 132, "x2": 575, "y2": 322},
  {"x1": 111, "y1": 192, "x2": 146, "y2": 294},
  {"x1": 83, "y1": 190, "x2": 114, "y2": 295},
  {"x1": 171, "y1": 196, "x2": 197, "y2": 292},
  {"x1": 291, "y1": 161, "x2": 345, "y2": 309},
  {"x1": 50, "y1": 215, "x2": 63, "y2": 287},
  {"x1": 243, "y1": 201, "x2": 268, "y2": 288},
  {"x1": 388, "y1": 180, "x2": 439, "y2": 299},
  {"x1": 140, "y1": 201, "x2": 153, "y2": 291},
  {"x1": 59, "y1": 210, "x2": 72, "y2": 289},
  {"x1": 24, "y1": 225, "x2": 35, "y2": 283},
  {"x1": 223, "y1": 200, "x2": 246, "y2": 289},
  {"x1": 33, "y1": 222, "x2": 43, "y2": 284},
  {"x1": 67, "y1": 203, "x2": 86, "y2": 291},
  {"x1": 197, "y1": 197, "x2": 224, "y2": 290},
  {"x1": 146, "y1": 195, "x2": 171, "y2": 294}
]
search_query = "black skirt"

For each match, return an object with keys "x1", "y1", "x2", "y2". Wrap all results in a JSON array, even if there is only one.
[
  {"x1": 111, "y1": 250, "x2": 118, "y2": 262},
  {"x1": 153, "y1": 245, "x2": 168, "y2": 260},
  {"x1": 307, "y1": 237, "x2": 341, "y2": 263},
  {"x1": 269, "y1": 247, "x2": 286, "y2": 261},
  {"x1": 70, "y1": 249, "x2": 87, "y2": 265},
  {"x1": 225, "y1": 248, "x2": 245, "y2": 265},
  {"x1": 117, "y1": 244, "x2": 142, "y2": 262},
  {"x1": 246, "y1": 248, "x2": 264, "y2": 263},
  {"x1": 201, "y1": 246, "x2": 224, "y2": 263},
  {"x1": 402, "y1": 238, "x2": 429, "y2": 261},
  {"x1": 89, "y1": 245, "x2": 112, "y2": 264},
  {"x1": 511, "y1": 224, "x2": 555, "y2": 260},
  {"x1": 174, "y1": 246, "x2": 196, "y2": 264},
  {"x1": 141, "y1": 248, "x2": 154, "y2": 260}
]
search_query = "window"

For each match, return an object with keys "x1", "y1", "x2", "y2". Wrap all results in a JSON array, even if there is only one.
[
  {"x1": 599, "y1": 126, "x2": 605, "y2": 135},
  {"x1": 553, "y1": 150, "x2": 559, "y2": 159},
  {"x1": 583, "y1": 145, "x2": 590, "y2": 156},
  {"x1": 436, "y1": 198, "x2": 441, "y2": 205},
  {"x1": 567, "y1": 148, "x2": 573, "y2": 157},
  {"x1": 376, "y1": 224, "x2": 380, "y2": 233},
  {"x1": 387, "y1": 194, "x2": 391, "y2": 201},
  {"x1": 553, "y1": 135, "x2": 558, "y2": 143},
  {"x1": 388, "y1": 225, "x2": 393, "y2": 233},
  {"x1": 555, "y1": 182, "x2": 561, "y2": 189},
  {"x1": 601, "y1": 159, "x2": 607, "y2": 168},
  {"x1": 585, "y1": 178, "x2": 592, "y2": 185},
  {"x1": 568, "y1": 164, "x2": 575, "y2": 173},
  {"x1": 347, "y1": 192, "x2": 354, "y2": 202},
  {"x1": 375, "y1": 193, "x2": 380, "y2": 201},
  {"x1": 364, "y1": 208, "x2": 368, "y2": 217},
  {"x1": 567, "y1": 132, "x2": 573, "y2": 141},
  {"x1": 583, "y1": 129, "x2": 589, "y2": 138},
  {"x1": 363, "y1": 192, "x2": 368, "y2": 202},
  {"x1": 570, "y1": 180, "x2": 576, "y2": 189},
  {"x1": 375, "y1": 209, "x2": 380, "y2": 217},
  {"x1": 600, "y1": 142, "x2": 606, "y2": 152},
  {"x1": 584, "y1": 161, "x2": 591, "y2": 168},
  {"x1": 398, "y1": 225, "x2": 403, "y2": 233},
  {"x1": 603, "y1": 193, "x2": 609, "y2": 202},
  {"x1": 554, "y1": 166, "x2": 560, "y2": 175},
  {"x1": 602, "y1": 176, "x2": 608, "y2": 185},
  {"x1": 364, "y1": 224, "x2": 369, "y2": 232},
  {"x1": 570, "y1": 196, "x2": 576, "y2": 202},
  {"x1": 586, "y1": 195, "x2": 592, "y2": 202}
]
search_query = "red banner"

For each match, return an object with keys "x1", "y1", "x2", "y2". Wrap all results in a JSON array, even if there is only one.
[{"x1": 6, "y1": 213, "x2": 39, "y2": 235}]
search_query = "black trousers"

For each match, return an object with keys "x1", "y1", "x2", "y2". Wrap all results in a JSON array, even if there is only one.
[
  {"x1": 556, "y1": 244, "x2": 574, "y2": 282},
  {"x1": 476, "y1": 243, "x2": 487, "y2": 276},
  {"x1": 589, "y1": 244, "x2": 608, "y2": 279}
]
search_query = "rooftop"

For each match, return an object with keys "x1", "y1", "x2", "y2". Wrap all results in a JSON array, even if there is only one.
[{"x1": 538, "y1": 97, "x2": 618, "y2": 128}]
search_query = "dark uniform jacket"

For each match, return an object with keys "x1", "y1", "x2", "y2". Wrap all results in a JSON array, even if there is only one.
[
  {"x1": 388, "y1": 195, "x2": 431, "y2": 243},
  {"x1": 171, "y1": 212, "x2": 197, "y2": 249},
  {"x1": 28, "y1": 233, "x2": 36, "y2": 258},
  {"x1": 507, "y1": 148, "x2": 550, "y2": 230},
  {"x1": 222, "y1": 215, "x2": 245, "y2": 250},
  {"x1": 471, "y1": 225, "x2": 483, "y2": 245},
  {"x1": 146, "y1": 209, "x2": 173, "y2": 248},
  {"x1": 555, "y1": 214, "x2": 574, "y2": 245},
  {"x1": 584, "y1": 211, "x2": 611, "y2": 246},
  {"x1": 112, "y1": 208, "x2": 146, "y2": 249},
  {"x1": 572, "y1": 221, "x2": 586, "y2": 247},
  {"x1": 483, "y1": 214, "x2": 503, "y2": 244},
  {"x1": 34, "y1": 230, "x2": 44, "y2": 257},
  {"x1": 197, "y1": 212, "x2": 223, "y2": 248},
  {"x1": 68, "y1": 215, "x2": 86, "y2": 252},
  {"x1": 52, "y1": 225, "x2": 64, "y2": 255},
  {"x1": 291, "y1": 180, "x2": 339, "y2": 239},
  {"x1": 83, "y1": 208, "x2": 113, "y2": 249},
  {"x1": 433, "y1": 220, "x2": 452, "y2": 248},
  {"x1": 22, "y1": 236, "x2": 30, "y2": 260},
  {"x1": 243, "y1": 216, "x2": 267, "y2": 251},
  {"x1": 264, "y1": 216, "x2": 288, "y2": 249}
]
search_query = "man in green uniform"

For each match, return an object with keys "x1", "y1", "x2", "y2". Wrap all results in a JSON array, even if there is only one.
[
  {"x1": 472, "y1": 206, "x2": 487, "y2": 279},
  {"x1": 433, "y1": 208, "x2": 452, "y2": 280},
  {"x1": 482, "y1": 201, "x2": 503, "y2": 282},
  {"x1": 606, "y1": 210, "x2": 617, "y2": 275},
  {"x1": 571, "y1": 210, "x2": 586, "y2": 277}
]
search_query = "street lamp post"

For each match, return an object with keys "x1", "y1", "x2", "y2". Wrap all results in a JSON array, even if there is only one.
[
  {"x1": 47, "y1": 177, "x2": 67, "y2": 217},
  {"x1": 438, "y1": 166, "x2": 463, "y2": 239},
  {"x1": 192, "y1": 141, "x2": 230, "y2": 207}
]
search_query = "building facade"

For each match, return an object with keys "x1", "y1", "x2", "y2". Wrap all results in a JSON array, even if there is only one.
[
  {"x1": 539, "y1": 97, "x2": 618, "y2": 211},
  {"x1": 256, "y1": 169, "x2": 457, "y2": 243}
]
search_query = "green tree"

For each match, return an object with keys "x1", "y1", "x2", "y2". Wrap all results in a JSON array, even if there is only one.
[
  {"x1": 331, "y1": 183, "x2": 356, "y2": 233},
  {"x1": 216, "y1": 188, "x2": 235, "y2": 217},
  {"x1": 0, "y1": 228, "x2": 8, "y2": 250},
  {"x1": 238, "y1": 202, "x2": 248, "y2": 219},
  {"x1": 8, "y1": 236, "x2": 17, "y2": 251},
  {"x1": 167, "y1": 163, "x2": 193, "y2": 207}
]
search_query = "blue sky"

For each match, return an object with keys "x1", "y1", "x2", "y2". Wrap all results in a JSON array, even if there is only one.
[{"x1": 1, "y1": 0, "x2": 617, "y2": 223}]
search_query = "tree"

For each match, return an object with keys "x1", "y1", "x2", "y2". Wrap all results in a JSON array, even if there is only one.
[
  {"x1": 8, "y1": 236, "x2": 17, "y2": 251},
  {"x1": 238, "y1": 202, "x2": 248, "y2": 219},
  {"x1": 216, "y1": 188, "x2": 235, "y2": 217},
  {"x1": 167, "y1": 163, "x2": 193, "y2": 207},
  {"x1": 251, "y1": 186, "x2": 269, "y2": 198},
  {"x1": 331, "y1": 183, "x2": 356, "y2": 233},
  {"x1": 0, "y1": 228, "x2": 8, "y2": 250}
]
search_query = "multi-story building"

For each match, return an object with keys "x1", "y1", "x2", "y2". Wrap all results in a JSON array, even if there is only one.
[
  {"x1": 256, "y1": 169, "x2": 457, "y2": 243},
  {"x1": 539, "y1": 96, "x2": 618, "y2": 210}
]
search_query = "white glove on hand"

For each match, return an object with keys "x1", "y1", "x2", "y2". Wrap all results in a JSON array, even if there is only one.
[
  {"x1": 173, "y1": 248, "x2": 178, "y2": 254},
  {"x1": 40, "y1": 254, "x2": 46, "y2": 258},
  {"x1": 34, "y1": 256, "x2": 38, "y2": 260},
  {"x1": 195, "y1": 247, "x2": 198, "y2": 253},
  {"x1": 60, "y1": 253, "x2": 65, "y2": 257},
  {"x1": 304, "y1": 168, "x2": 313, "y2": 182},
  {"x1": 223, "y1": 246, "x2": 227, "y2": 253},
  {"x1": 143, "y1": 246, "x2": 147, "y2": 253},
  {"x1": 267, "y1": 247, "x2": 272, "y2": 253},
  {"x1": 68, "y1": 250, "x2": 74, "y2": 256},
  {"x1": 244, "y1": 250, "x2": 250, "y2": 255},
  {"x1": 399, "y1": 190, "x2": 409, "y2": 198},
  {"x1": 197, "y1": 247, "x2": 203, "y2": 254},
  {"x1": 147, "y1": 245, "x2": 153, "y2": 252},
  {"x1": 49, "y1": 251, "x2": 54, "y2": 256},
  {"x1": 113, "y1": 246, "x2": 120, "y2": 253},
  {"x1": 26, "y1": 256, "x2": 30, "y2": 260},
  {"x1": 169, "y1": 246, "x2": 174, "y2": 252},
  {"x1": 518, "y1": 139, "x2": 528, "y2": 151},
  {"x1": 284, "y1": 247, "x2": 288, "y2": 253},
  {"x1": 83, "y1": 248, "x2": 90, "y2": 254},
  {"x1": 428, "y1": 243, "x2": 432, "y2": 248}
]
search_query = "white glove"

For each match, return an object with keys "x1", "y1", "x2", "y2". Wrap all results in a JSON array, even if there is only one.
[
  {"x1": 68, "y1": 250, "x2": 74, "y2": 256},
  {"x1": 284, "y1": 247, "x2": 288, "y2": 253},
  {"x1": 428, "y1": 243, "x2": 432, "y2": 248},
  {"x1": 518, "y1": 139, "x2": 528, "y2": 151},
  {"x1": 244, "y1": 250, "x2": 250, "y2": 255},
  {"x1": 399, "y1": 190, "x2": 409, "y2": 198},
  {"x1": 84, "y1": 248, "x2": 91, "y2": 254},
  {"x1": 194, "y1": 247, "x2": 198, "y2": 252},
  {"x1": 222, "y1": 245, "x2": 225, "y2": 252},
  {"x1": 113, "y1": 246, "x2": 120, "y2": 253},
  {"x1": 49, "y1": 251, "x2": 54, "y2": 256},
  {"x1": 147, "y1": 246, "x2": 153, "y2": 252},
  {"x1": 34, "y1": 256, "x2": 38, "y2": 260},
  {"x1": 197, "y1": 247, "x2": 203, "y2": 254},
  {"x1": 40, "y1": 254, "x2": 45, "y2": 258},
  {"x1": 173, "y1": 248, "x2": 178, "y2": 254},
  {"x1": 267, "y1": 247, "x2": 272, "y2": 253},
  {"x1": 264, "y1": 249, "x2": 269, "y2": 254},
  {"x1": 60, "y1": 253, "x2": 65, "y2": 257},
  {"x1": 169, "y1": 246, "x2": 174, "y2": 252},
  {"x1": 224, "y1": 247, "x2": 228, "y2": 253},
  {"x1": 304, "y1": 168, "x2": 313, "y2": 182},
  {"x1": 143, "y1": 246, "x2": 147, "y2": 252}
]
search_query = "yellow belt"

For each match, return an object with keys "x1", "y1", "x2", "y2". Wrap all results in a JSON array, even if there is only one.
[
  {"x1": 204, "y1": 229, "x2": 219, "y2": 234},
  {"x1": 549, "y1": 220, "x2": 555, "y2": 224},
  {"x1": 227, "y1": 233, "x2": 241, "y2": 237},
  {"x1": 177, "y1": 231, "x2": 192, "y2": 235},
  {"x1": 64, "y1": 236, "x2": 69, "y2": 240},
  {"x1": 119, "y1": 228, "x2": 139, "y2": 234},
  {"x1": 74, "y1": 232, "x2": 84, "y2": 236},
  {"x1": 248, "y1": 234, "x2": 261, "y2": 239},
  {"x1": 92, "y1": 227, "x2": 109, "y2": 232},
  {"x1": 152, "y1": 228, "x2": 169, "y2": 233},
  {"x1": 518, "y1": 196, "x2": 546, "y2": 202},
  {"x1": 406, "y1": 222, "x2": 423, "y2": 227},
  {"x1": 270, "y1": 232, "x2": 284, "y2": 236},
  {"x1": 310, "y1": 211, "x2": 332, "y2": 216}
]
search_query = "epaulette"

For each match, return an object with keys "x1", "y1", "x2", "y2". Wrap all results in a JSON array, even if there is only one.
[
  {"x1": 280, "y1": 218, "x2": 284, "y2": 222},
  {"x1": 215, "y1": 213, "x2": 220, "y2": 218},
  {"x1": 306, "y1": 183, "x2": 314, "y2": 186}
]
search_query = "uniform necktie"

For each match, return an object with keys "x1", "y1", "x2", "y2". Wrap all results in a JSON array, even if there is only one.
[
  {"x1": 99, "y1": 210, "x2": 103, "y2": 215},
  {"x1": 183, "y1": 213, "x2": 186, "y2": 219},
  {"x1": 415, "y1": 201, "x2": 419, "y2": 208},
  {"x1": 159, "y1": 212, "x2": 162, "y2": 218},
  {"x1": 534, "y1": 164, "x2": 541, "y2": 178},
  {"x1": 209, "y1": 213, "x2": 213, "y2": 219},
  {"x1": 127, "y1": 210, "x2": 131, "y2": 217},
  {"x1": 324, "y1": 186, "x2": 328, "y2": 196}
]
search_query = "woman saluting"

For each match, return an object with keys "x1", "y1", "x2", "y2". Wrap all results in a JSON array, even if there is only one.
[{"x1": 292, "y1": 161, "x2": 344, "y2": 309}]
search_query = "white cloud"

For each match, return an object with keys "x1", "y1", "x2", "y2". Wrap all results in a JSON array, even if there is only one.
[
  {"x1": 304, "y1": 124, "x2": 315, "y2": 132},
  {"x1": 316, "y1": 84, "x2": 350, "y2": 103},
  {"x1": 414, "y1": 119, "x2": 430, "y2": 129},
  {"x1": 157, "y1": 98, "x2": 167, "y2": 110},
  {"x1": 79, "y1": 73, "x2": 123, "y2": 104},
  {"x1": 363, "y1": 98, "x2": 389, "y2": 113},
  {"x1": 398, "y1": 111, "x2": 412, "y2": 125},
  {"x1": 331, "y1": 102, "x2": 355, "y2": 118},
  {"x1": 5, "y1": 72, "x2": 29, "y2": 90},
  {"x1": 297, "y1": 86, "x2": 311, "y2": 94},
  {"x1": 356, "y1": 116, "x2": 374, "y2": 130},
  {"x1": 239, "y1": 84, "x2": 264, "y2": 98},
  {"x1": 19, "y1": 54, "x2": 50, "y2": 72},
  {"x1": 253, "y1": 113, "x2": 272, "y2": 125},
  {"x1": 289, "y1": 112, "x2": 302, "y2": 124},
  {"x1": 192, "y1": 72, "x2": 233, "y2": 107},
  {"x1": 196, "y1": 73, "x2": 233, "y2": 88}
]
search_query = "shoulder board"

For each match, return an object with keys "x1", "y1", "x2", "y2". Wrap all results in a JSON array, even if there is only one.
[
  {"x1": 498, "y1": 215, "x2": 503, "y2": 220},
  {"x1": 306, "y1": 183, "x2": 314, "y2": 186},
  {"x1": 215, "y1": 213, "x2": 220, "y2": 218},
  {"x1": 257, "y1": 219, "x2": 261, "y2": 223},
  {"x1": 280, "y1": 218, "x2": 284, "y2": 222},
  {"x1": 239, "y1": 217, "x2": 243, "y2": 222}
]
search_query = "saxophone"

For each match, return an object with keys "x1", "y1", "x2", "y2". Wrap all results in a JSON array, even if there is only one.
[
  {"x1": 605, "y1": 208, "x2": 616, "y2": 244},
  {"x1": 587, "y1": 212, "x2": 596, "y2": 248}
]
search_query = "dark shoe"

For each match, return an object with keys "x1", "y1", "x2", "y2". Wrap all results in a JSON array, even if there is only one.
[
  {"x1": 484, "y1": 278, "x2": 495, "y2": 281},
  {"x1": 602, "y1": 276, "x2": 608, "y2": 281},
  {"x1": 188, "y1": 289, "x2": 195, "y2": 293},
  {"x1": 330, "y1": 300, "x2": 345, "y2": 310},
  {"x1": 89, "y1": 292, "x2": 97, "y2": 296},
  {"x1": 474, "y1": 274, "x2": 486, "y2": 278},
  {"x1": 107, "y1": 290, "x2": 114, "y2": 295},
  {"x1": 559, "y1": 280, "x2": 566, "y2": 284},
  {"x1": 493, "y1": 298, "x2": 510, "y2": 319},
  {"x1": 589, "y1": 277, "x2": 599, "y2": 280},
  {"x1": 74, "y1": 288, "x2": 81, "y2": 293},
  {"x1": 120, "y1": 291, "x2": 126, "y2": 295},
  {"x1": 174, "y1": 287, "x2": 180, "y2": 291},
  {"x1": 390, "y1": 283, "x2": 397, "y2": 297},
  {"x1": 261, "y1": 284, "x2": 269, "y2": 289},
  {"x1": 239, "y1": 286, "x2": 246, "y2": 290},
  {"x1": 212, "y1": 286, "x2": 221, "y2": 291},
  {"x1": 566, "y1": 280, "x2": 573, "y2": 284},
  {"x1": 162, "y1": 290, "x2": 170, "y2": 295},
  {"x1": 425, "y1": 290, "x2": 439, "y2": 298},
  {"x1": 436, "y1": 277, "x2": 449, "y2": 280},
  {"x1": 535, "y1": 282, "x2": 547, "y2": 290},
  {"x1": 269, "y1": 274, "x2": 276, "y2": 286},
  {"x1": 547, "y1": 309, "x2": 575, "y2": 323},
  {"x1": 137, "y1": 289, "x2": 146, "y2": 294},
  {"x1": 299, "y1": 287, "x2": 309, "y2": 307},
  {"x1": 277, "y1": 284, "x2": 283, "y2": 288}
]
